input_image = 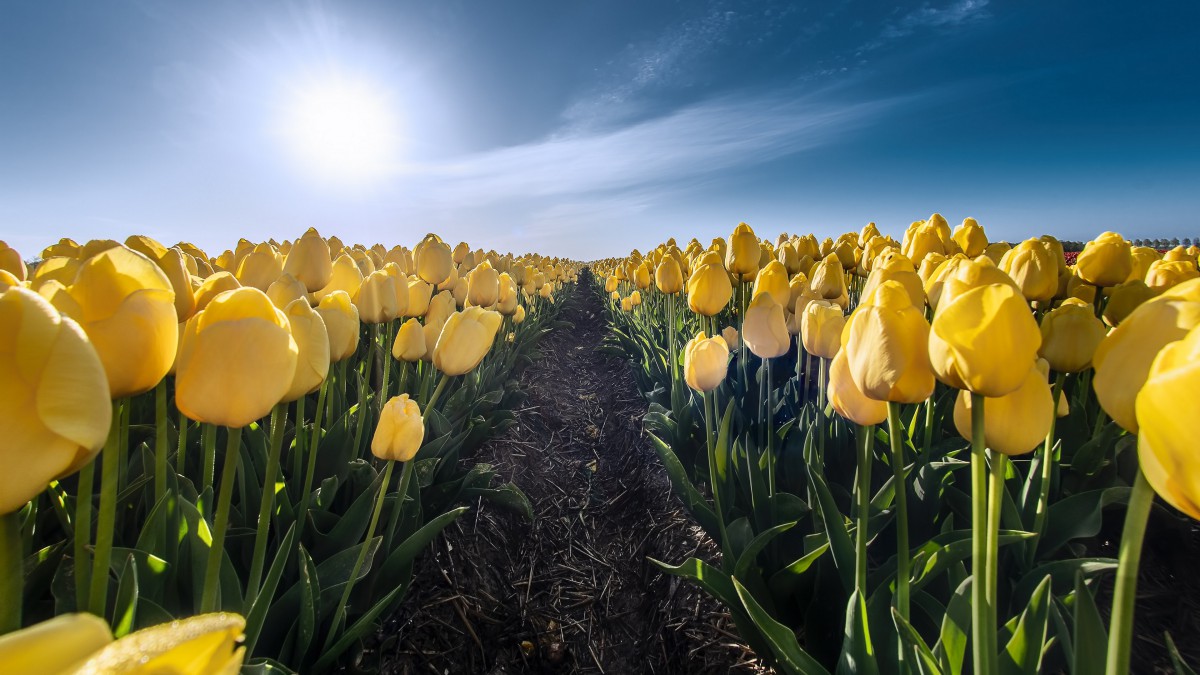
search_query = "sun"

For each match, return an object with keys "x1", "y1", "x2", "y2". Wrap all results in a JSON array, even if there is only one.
[{"x1": 281, "y1": 75, "x2": 399, "y2": 184}]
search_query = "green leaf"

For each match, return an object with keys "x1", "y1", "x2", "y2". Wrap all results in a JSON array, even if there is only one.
[
  {"x1": 1000, "y1": 574, "x2": 1051, "y2": 675},
  {"x1": 935, "y1": 577, "x2": 972, "y2": 675},
  {"x1": 734, "y1": 521, "x2": 797, "y2": 581},
  {"x1": 311, "y1": 581, "x2": 409, "y2": 672},
  {"x1": 111, "y1": 554, "x2": 139, "y2": 638},
  {"x1": 1011, "y1": 558, "x2": 1117, "y2": 609},
  {"x1": 892, "y1": 606, "x2": 944, "y2": 675},
  {"x1": 1166, "y1": 632, "x2": 1198, "y2": 675},
  {"x1": 768, "y1": 543, "x2": 830, "y2": 597},
  {"x1": 649, "y1": 557, "x2": 773, "y2": 660},
  {"x1": 1071, "y1": 570, "x2": 1107, "y2": 675},
  {"x1": 808, "y1": 466, "x2": 855, "y2": 595},
  {"x1": 379, "y1": 507, "x2": 469, "y2": 588},
  {"x1": 243, "y1": 523, "x2": 297, "y2": 656},
  {"x1": 647, "y1": 432, "x2": 721, "y2": 541},
  {"x1": 294, "y1": 546, "x2": 318, "y2": 667},
  {"x1": 1038, "y1": 487, "x2": 1130, "y2": 558},
  {"x1": 837, "y1": 590, "x2": 880, "y2": 675},
  {"x1": 464, "y1": 483, "x2": 533, "y2": 520},
  {"x1": 733, "y1": 576, "x2": 831, "y2": 675}
]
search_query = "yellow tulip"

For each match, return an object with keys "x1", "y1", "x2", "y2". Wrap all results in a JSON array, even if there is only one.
[
  {"x1": 752, "y1": 260, "x2": 790, "y2": 309},
  {"x1": 355, "y1": 270, "x2": 401, "y2": 324},
  {"x1": 1075, "y1": 232, "x2": 1132, "y2": 287},
  {"x1": 30, "y1": 256, "x2": 80, "y2": 290},
  {"x1": 0, "y1": 241, "x2": 28, "y2": 281},
  {"x1": 314, "y1": 253, "x2": 364, "y2": 304},
  {"x1": 0, "y1": 613, "x2": 114, "y2": 673},
  {"x1": 620, "y1": 296, "x2": 633, "y2": 312},
  {"x1": 0, "y1": 269, "x2": 24, "y2": 291},
  {"x1": 861, "y1": 252, "x2": 926, "y2": 308},
  {"x1": 0, "y1": 288, "x2": 112, "y2": 514},
  {"x1": 604, "y1": 275, "x2": 619, "y2": 293},
  {"x1": 809, "y1": 253, "x2": 847, "y2": 307},
  {"x1": 451, "y1": 241, "x2": 470, "y2": 264},
  {"x1": 372, "y1": 394, "x2": 425, "y2": 462},
  {"x1": 176, "y1": 287, "x2": 298, "y2": 428},
  {"x1": 952, "y1": 217, "x2": 988, "y2": 258},
  {"x1": 1163, "y1": 245, "x2": 1196, "y2": 264},
  {"x1": 496, "y1": 273, "x2": 519, "y2": 315},
  {"x1": 234, "y1": 243, "x2": 283, "y2": 291},
  {"x1": 283, "y1": 227, "x2": 333, "y2": 292},
  {"x1": 935, "y1": 256, "x2": 1020, "y2": 314},
  {"x1": 415, "y1": 234, "x2": 453, "y2": 286},
  {"x1": 433, "y1": 306, "x2": 504, "y2": 376},
  {"x1": 75, "y1": 612, "x2": 245, "y2": 674},
  {"x1": 316, "y1": 290, "x2": 360, "y2": 363},
  {"x1": 1000, "y1": 239, "x2": 1058, "y2": 303},
  {"x1": 41, "y1": 238, "x2": 81, "y2": 260},
  {"x1": 405, "y1": 278, "x2": 433, "y2": 317},
  {"x1": 1145, "y1": 259, "x2": 1199, "y2": 294},
  {"x1": 844, "y1": 280, "x2": 936, "y2": 403},
  {"x1": 392, "y1": 317, "x2": 427, "y2": 361},
  {"x1": 632, "y1": 262, "x2": 651, "y2": 290},
  {"x1": 687, "y1": 252, "x2": 733, "y2": 316},
  {"x1": 655, "y1": 257, "x2": 683, "y2": 295},
  {"x1": 468, "y1": 260, "x2": 500, "y2": 307},
  {"x1": 901, "y1": 221, "x2": 946, "y2": 264},
  {"x1": 153, "y1": 247, "x2": 198, "y2": 321},
  {"x1": 68, "y1": 246, "x2": 178, "y2": 398},
  {"x1": 281, "y1": 299, "x2": 329, "y2": 402},
  {"x1": 1093, "y1": 291, "x2": 1200, "y2": 432},
  {"x1": 743, "y1": 293, "x2": 790, "y2": 359},
  {"x1": 1136, "y1": 323, "x2": 1200, "y2": 519},
  {"x1": 828, "y1": 349, "x2": 888, "y2": 426},
  {"x1": 1103, "y1": 280, "x2": 1156, "y2": 326},
  {"x1": 1128, "y1": 246, "x2": 1162, "y2": 282},
  {"x1": 266, "y1": 273, "x2": 308, "y2": 309},
  {"x1": 929, "y1": 282, "x2": 1041, "y2": 396},
  {"x1": 1038, "y1": 298, "x2": 1107, "y2": 372},
  {"x1": 721, "y1": 325, "x2": 739, "y2": 350},
  {"x1": 539, "y1": 282, "x2": 553, "y2": 300},
  {"x1": 726, "y1": 222, "x2": 761, "y2": 277},
  {"x1": 630, "y1": 290, "x2": 642, "y2": 306},
  {"x1": 193, "y1": 271, "x2": 242, "y2": 313},
  {"x1": 513, "y1": 304, "x2": 526, "y2": 324},
  {"x1": 683, "y1": 331, "x2": 730, "y2": 392},
  {"x1": 953, "y1": 363, "x2": 1053, "y2": 456},
  {"x1": 800, "y1": 300, "x2": 844, "y2": 360}
]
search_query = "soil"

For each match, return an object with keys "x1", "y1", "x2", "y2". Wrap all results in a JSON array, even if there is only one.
[{"x1": 373, "y1": 272, "x2": 764, "y2": 674}]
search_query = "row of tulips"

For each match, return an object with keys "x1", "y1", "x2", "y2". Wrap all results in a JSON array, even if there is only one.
[
  {"x1": 597, "y1": 218, "x2": 1198, "y2": 675},
  {"x1": 0, "y1": 231, "x2": 577, "y2": 673}
]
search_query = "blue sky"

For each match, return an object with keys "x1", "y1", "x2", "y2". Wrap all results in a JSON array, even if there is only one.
[{"x1": 1, "y1": 0, "x2": 1197, "y2": 260}]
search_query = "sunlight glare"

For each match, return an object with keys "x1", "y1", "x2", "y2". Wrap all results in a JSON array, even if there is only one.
[{"x1": 281, "y1": 75, "x2": 399, "y2": 184}]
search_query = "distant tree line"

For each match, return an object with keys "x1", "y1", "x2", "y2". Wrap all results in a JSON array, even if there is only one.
[{"x1": 1055, "y1": 238, "x2": 1195, "y2": 252}]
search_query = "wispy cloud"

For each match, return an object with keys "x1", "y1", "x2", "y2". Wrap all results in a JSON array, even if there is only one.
[{"x1": 860, "y1": 0, "x2": 991, "y2": 52}]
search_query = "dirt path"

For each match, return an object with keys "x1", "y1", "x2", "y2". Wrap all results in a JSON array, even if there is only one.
[{"x1": 377, "y1": 272, "x2": 762, "y2": 674}]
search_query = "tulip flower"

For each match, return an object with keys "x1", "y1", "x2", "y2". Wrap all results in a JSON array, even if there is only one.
[
  {"x1": 752, "y1": 260, "x2": 790, "y2": 309},
  {"x1": 68, "y1": 245, "x2": 178, "y2": 398},
  {"x1": 604, "y1": 275, "x2": 619, "y2": 293},
  {"x1": 1000, "y1": 239, "x2": 1058, "y2": 303},
  {"x1": 1092, "y1": 288, "x2": 1200, "y2": 432},
  {"x1": 929, "y1": 282, "x2": 1041, "y2": 397},
  {"x1": 496, "y1": 272, "x2": 519, "y2": 314},
  {"x1": 513, "y1": 304, "x2": 526, "y2": 324},
  {"x1": 953, "y1": 363, "x2": 1054, "y2": 456},
  {"x1": 810, "y1": 253, "x2": 848, "y2": 306},
  {"x1": 433, "y1": 306, "x2": 504, "y2": 376},
  {"x1": 742, "y1": 293, "x2": 790, "y2": 359},
  {"x1": 372, "y1": 394, "x2": 425, "y2": 462},
  {"x1": 683, "y1": 331, "x2": 730, "y2": 393},
  {"x1": 952, "y1": 217, "x2": 988, "y2": 258},
  {"x1": 0, "y1": 241, "x2": 27, "y2": 281},
  {"x1": 726, "y1": 222, "x2": 761, "y2": 277},
  {"x1": 620, "y1": 296, "x2": 633, "y2": 312},
  {"x1": 687, "y1": 252, "x2": 734, "y2": 316},
  {"x1": 282, "y1": 299, "x2": 330, "y2": 401},
  {"x1": 0, "y1": 287, "x2": 112, "y2": 514},
  {"x1": 720, "y1": 325, "x2": 739, "y2": 350},
  {"x1": 632, "y1": 262, "x2": 652, "y2": 290},
  {"x1": 41, "y1": 238, "x2": 81, "y2": 260},
  {"x1": 1128, "y1": 246, "x2": 1162, "y2": 282},
  {"x1": 902, "y1": 221, "x2": 946, "y2": 263},
  {"x1": 423, "y1": 290, "x2": 458, "y2": 358},
  {"x1": 1038, "y1": 298, "x2": 1107, "y2": 372},
  {"x1": 1103, "y1": 280, "x2": 1156, "y2": 326},
  {"x1": 193, "y1": 271, "x2": 241, "y2": 313},
  {"x1": 466, "y1": 261, "x2": 499, "y2": 308},
  {"x1": 1145, "y1": 259, "x2": 1199, "y2": 294},
  {"x1": 861, "y1": 252, "x2": 926, "y2": 308},
  {"x1": 355, "y1": 270, "x2": 402, "y2": 324},
  {"x1": 1075, "y1": 231, "x2": 1133, "y2": 287},
  {"x1": 539, "y1": 282, "x2": 553, "y2": 300},
  {"x1": 1135, "y1": 322, "x2": 1200, "y2": 519},
  {"x1": 655, "y1": 256, "x2": 683, "y2": 294},
  {"x1": 630, "y1": 290, "x2": 642, "y2": 306},
  {"x1": 845, "y1": 280, "x2": 936, "y2": 403},
  {"x1": 314, "y1": 253, "x2": 364, "y2": 304},
  {"x1": 74, "y1": 612, "x2": 246, "y2": 674},
  {"x1": 175, "y1": 287, "x2": 299, "y2": 428},
  {"x1": 415, "y1": 234, "x2": 453, "y2": 286},
  {"x1": 284, "y1": 227, "x2": 334, "y2": 292},
  {"x1": 392, "y1": 317, "x2": 427, "y2": 361},
  {"x1": 267, "y1": 273, "x2": 308, "y2": 309},
  {"x1": 934, "y1": 256, "x2": 1020, "y2": 315},
  {"x1": 0, "y1": 613, "x2": 114, "y2": 672},
  {"x1": 800, "y1": 300, "x2": 844, "y2": 360},
  {"x1": 828, "y1": 350, "x2": 888, "y2": 426},
  {"x1": 406, "y1": 278, "x2": 434, "y2": 317},
  {"x1": 235, "y1": 243, "x2": 284, "y2": 291},
  {"x1": 316, "y1": 290, "x2": 360, "y2": 363}
]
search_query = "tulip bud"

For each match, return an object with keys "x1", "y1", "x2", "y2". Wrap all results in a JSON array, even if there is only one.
[
  {"x1": 743, "y1": 293, "x2": 790, "y2": 359},
  {"x1": 372, "y1": 394, "x2": 425, "y2": 462},
  {"x1": 605, "y1": 275, "x2": 619, "y2": 293},
  {"x1": 415, "y1": 234, "x2": 453, "y2": 286},
  {"x1": 1127, "y1": 246, "x2": 1161, "y2": 282},
  {"x1": 1093, "y1": 286, "x2": 1200, "y2": 432},
  {"x1": 422, "y1": 291, "x2": 457, "y2": 358},
  {"x1": 683, "y1": 331, "x2": 730, "y2": 392},
  {"x1": 0, "y1": 613, "x2": 114, "y2": 672},
  {"x1": 810, "y1": 254, "x2": 848, "y2": 307},
  {"x1": 468, "y1": 260, "x2": 501, "y2": 307},
  {"x1": 1038, "y1": 299, "x2": 1107, "y2": 372},
  {"x1": 861, "y1": 252, "x2": 925, "y2": 309},
  {"x1": 687, "y1": 252, "x2": 733, "y2": 316},
  {"x1": 68, "y1": 246, "x2": 178, "y2": 398},
  {"x1": 1000, "y1": 239, "x2": 1058, "y2": 303},
  {"x1": 929, "y1": 282, "x2": 1041, "y2": 396},
  {"x1": 902, "y1": 222, "x2": 946, "y2": 264},
  {"x1": 267, "y1": 273, "x2": 308, "y2": 309},
  {"x1": 1075, "y1": 232, "x2": 1132, "y2": 287},
  {"x1": 828, "y1": 348, "x2": 888, "y2": 425},
  {"x1": 953, "y1": 363, "x2": 1053, "y2": 456},
  {"x1": 392, "y1": 317, "x2": 427, "y2": 361},
  {"x1": 752, "y1": 260, "x2": 790, "y2": 310},
  {"x1": 951, "y1": 218, "x2": 988, "y2": 258},
  {"x1": 315, "y1": 290, "x2": 360, "y2": 363},
  {"x1": 0, "y1": 241, "x2": 28, "y2": 282},
  {"x1": 620, "y1": 296, "x2": 633, "y2": 312},
  {"x1": 655, "y1": 257, "x2": 683, "y2": 295},
  {"x1": 41, "y1": 238, "x2": 81, "y2": 260},
  {"x1": 1136, "y1": 323, "x2": 1200, "y2": 519},
  {"x1": 282, "y1": 299, "x2": 330, "y2": 401},
  {"x1": 843, "y1": 280, "x2": 936, "y2": 403},
  {"x1": 433, "y1": 306, "x2": 504, "y2": 376},
  {"x1": 801, "y1": 300, "x2": 844, "y2": 359},
  {"x1": 406, "y1": 278, "x2": 434, "y2": 317},
  {"x1": 726, "y1": 222, "x2": 761, "y2": 277},
  {"x1": 314, "y1": 253, "x2": 364, "y2": 304},
  {"x1": 629, "y1": 289, "x2": 641, "y2": 306},
  {"x1": 1103, "y1": 280, "x2": 1155, "y2": 326},
  {"x1": 0, "y1": 288, "x2": 112, "y2": 513},
  {"x1": 355, "y1": 270, "x2": 401, "y2": 324},
  {"x1": 1145, "y1": 259, "x2": 1199, "y2": 294},
  {"x1": 720, "y1": 325, "x2": 739, "y2": 350},
  {"x1": 513, "y1": 304, "x2": 526, "y2": 324},
  {"x1": 74, "y1": 612, "x2": 245, "y2": 673},
  {"x1": 235, "y1": 243, "x2": 284, "y2": 291}
]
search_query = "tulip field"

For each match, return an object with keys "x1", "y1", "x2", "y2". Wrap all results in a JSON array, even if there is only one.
[{"x1": 1, "y1": 220, "x2": 1199, "y2": 674}]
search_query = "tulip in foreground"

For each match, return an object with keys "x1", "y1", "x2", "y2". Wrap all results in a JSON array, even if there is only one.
[
  {"x1": 433, "y1": 306, "x2": 504, "y2": 376},
  {"x1": 929, "y1": 282, "x2": 1041, "y2": 397},
  {"x1": 844, "y1": 280, "x2": 936, "y2": 403},
  {"x1": 952, "y1": 362, "x2": 1053, "y2": 456},
  {"x1": 742, "y1": 293, "x2": 790, "y2": 359},
  {"x1": 683, "y1": 331, "x2": 730, "y2": 393},
  {"x1": 372, "y1": 394, "x2": 426, "y2": 462}
]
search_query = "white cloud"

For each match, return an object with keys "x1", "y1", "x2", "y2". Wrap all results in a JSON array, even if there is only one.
[{"x1": 882, "y1": 0, "x2": 991, "y2": 39}]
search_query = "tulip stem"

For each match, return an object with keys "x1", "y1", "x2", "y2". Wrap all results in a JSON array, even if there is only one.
[
  {"x1": 970, "y1": 393, "x2": 996, "y2": 675},
  {"x1": 201, "y1": 426, "x2": 243, "y2": 613},
  {"x1": 855, "y1": 424, "x2": 873, "y2": 597},
  {"x1": 154, "y1": 379, "x2": 169, "y2": 503},
  {"x1": 378, "y1": 324, "x2": 393, "y2": 414},
  {"x1": 73, "y1": 461, "x2": 94, "y2": 612},
  {"x1": 176, "y1": 409, "x2": 189, "y2": 475},
  {"x1": 986, "y1": 449, "x2": 1006, "y2": 613},
  {"x1": 703, "y1": 390, "x2": 732, "y2": 565},
  {"x1": 201, "y1": 423, "x2": 217, "y2": 492},
  {"x1": 1028, "y1": 372, "x2": 1066, "y2": 567},
  {"x1": 886, "y1": 402, "x2": 910, "y2": 622},
  {"x1": 426, "y1": 372, "x2": 451, "y2": 410},
  {"x1": 351, "y1": 325, "x2": 379, "y2": 455},
  {"x1": 325, "y1": 459, "x2": 396, "y2": 651},
  {"x1": 0, "y1": 510, "x2": 22, "y2": 634},
  {"x1": 88, "y1": 402, "x2": 124, "y2": 617},
  {"x1": 291, "y1": 395, "x2": 306, "y2": 493},
  {"x1": 246, "y1": 403, "x2": 287, "y2": 609},
  {"x1": 817, "y1": 357, "x2": 827, "y2": 462},
  {"x1": 382, "y1": 455, "x2": 416, "y2": 566},
  {"x1": 297, "y1": 379, "x2": 330, "y2": 542},
  {"x1": 1105, "y1": 469, "x2": 1154, "y2": 675}
]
